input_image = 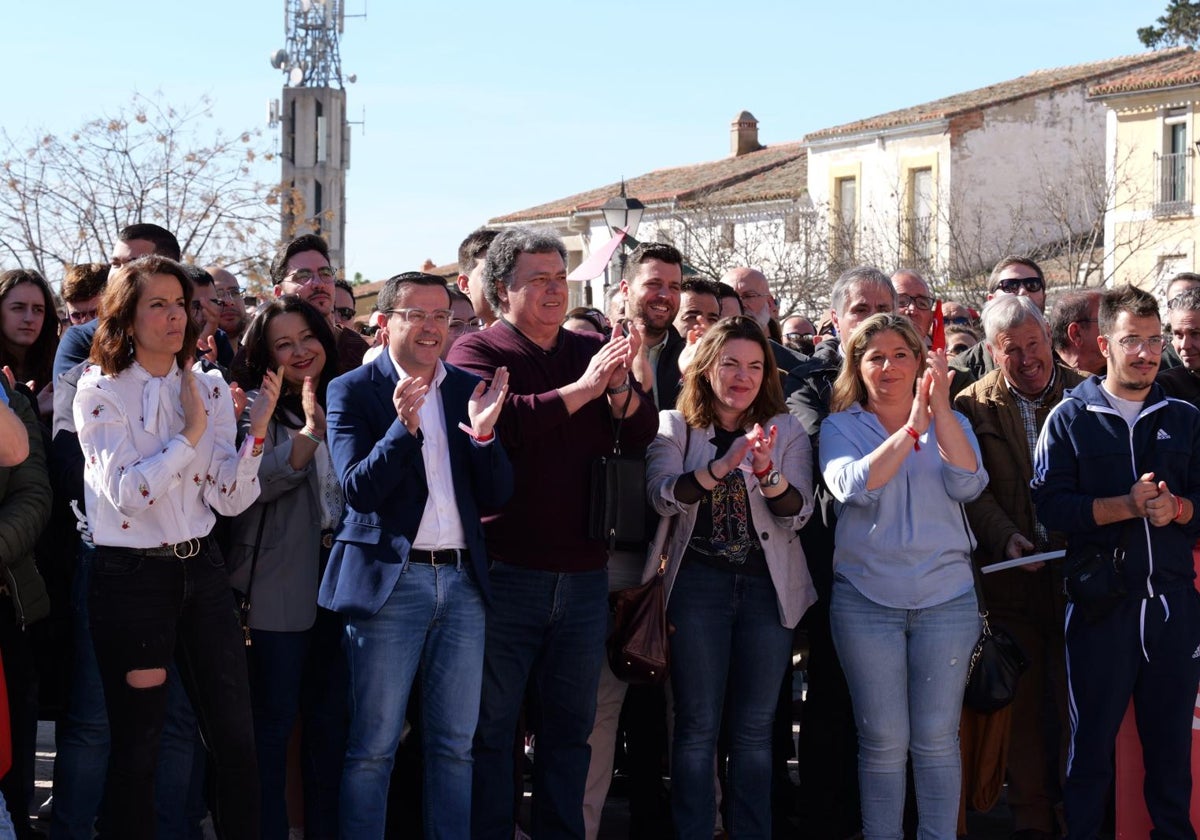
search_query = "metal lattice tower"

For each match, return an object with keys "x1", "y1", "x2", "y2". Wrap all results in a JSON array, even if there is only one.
[{"x1": 268, "y1": 0, "x2": 352, "y2": 268}]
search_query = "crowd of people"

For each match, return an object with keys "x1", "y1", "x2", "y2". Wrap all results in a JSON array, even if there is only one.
[{"x1": 0, "y1": 219, "x2": 1197, "y2": 840}]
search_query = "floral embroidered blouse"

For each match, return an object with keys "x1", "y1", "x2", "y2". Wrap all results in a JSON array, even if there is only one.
[{"x1": 73, "y1": 360, "x2": 263, "y2": 548}]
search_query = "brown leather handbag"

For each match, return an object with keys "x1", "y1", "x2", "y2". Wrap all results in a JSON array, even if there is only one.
[{"x1": 607, "y1": 528, "x2": 674, "y2": 686}]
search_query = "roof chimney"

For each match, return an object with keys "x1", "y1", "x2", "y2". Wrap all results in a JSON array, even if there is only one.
[{"x1": 730, "y1": 110, "x2": 761, "y2": 157}]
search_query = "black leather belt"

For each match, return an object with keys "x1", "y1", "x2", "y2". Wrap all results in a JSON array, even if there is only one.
[
  {"x1": 408, "y1": 548, "x2": 464, "y2": 565},
  {"x1": 114, "y1": 538, "x2": 207, "y2": 559}
]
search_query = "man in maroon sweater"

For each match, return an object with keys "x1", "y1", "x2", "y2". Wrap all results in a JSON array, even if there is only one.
[{"x1": 447, "y1": 227, "x2": 658, "y2": 839}]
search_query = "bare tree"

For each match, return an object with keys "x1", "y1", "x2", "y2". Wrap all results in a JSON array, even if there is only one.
[{"x1": 0, "y1": 93, "x2": 281, "y2": 287}]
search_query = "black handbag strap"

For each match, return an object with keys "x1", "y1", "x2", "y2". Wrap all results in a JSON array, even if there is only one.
[
  {"x1": 239, "y1": 503, "x2": 270, "y2": 646},
  {"x1": 609, "y1": 378, "x2": 634, "y2": 456}
]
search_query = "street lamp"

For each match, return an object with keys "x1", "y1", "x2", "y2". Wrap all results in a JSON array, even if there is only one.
[{"x1": 599, "y1": 180, "x2": 644, "y2": 293}]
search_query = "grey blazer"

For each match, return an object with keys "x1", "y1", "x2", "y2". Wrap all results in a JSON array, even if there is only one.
[
  {"x1": 228, "y1": 398, "x2": 328, "y2": 632},
  {"x1": 645, "y1": 410, "x2": 817, "y2": 629}
]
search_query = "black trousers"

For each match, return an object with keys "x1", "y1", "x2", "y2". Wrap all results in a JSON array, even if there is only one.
[
  {"x1": 90, "y1": 542, "x2": 260, "y2": 840},
  {"x1": 1063, "y1": 587, "x2": 1200, "y2": 840}
]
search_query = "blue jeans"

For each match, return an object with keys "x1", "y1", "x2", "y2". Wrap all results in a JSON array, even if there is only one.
[
  {"x1": 52, "y1": 542, "x2": 205, "y2": 840},
  {"x1": 340, "y1": 558, "x2": 484, "y2": 840},
  {"x1": 830, "y1": 577, "x2": 980, "y2": 840},
  {"x1": 667, "y1": 562, "x2": 793, "y2": 840},
  {"x1": 472, "y1": 562, "x2": 608, "y2": 840}
]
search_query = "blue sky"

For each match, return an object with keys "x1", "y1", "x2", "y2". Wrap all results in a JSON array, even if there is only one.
[{"x1": 2, "y1": 0, "x2": 1168, "y2": 280}]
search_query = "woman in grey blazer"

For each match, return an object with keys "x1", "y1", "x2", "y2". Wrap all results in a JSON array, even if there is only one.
[
  {"x1": 645, "y1": 316, "x2": 815, "y2": 839},
  {"x1": 228, "y1": 297, "x2": 345, "y2": 840}
]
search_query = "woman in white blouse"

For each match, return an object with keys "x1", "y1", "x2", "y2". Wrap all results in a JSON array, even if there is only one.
[{"x1": 74, "y1": 255, "x2": 279, "y2": 840}]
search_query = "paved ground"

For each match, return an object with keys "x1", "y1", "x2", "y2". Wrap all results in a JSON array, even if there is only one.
[{"x1": 31, "y1": 721, "x2": 1027, "y2": 839}]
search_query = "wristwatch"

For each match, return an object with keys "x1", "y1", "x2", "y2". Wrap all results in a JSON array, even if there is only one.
[
  {"x1": 759, "y1": 469, "x2": 782, "y2": 489},
  {"x1": 606, "y1": 381, "x2": 632, "y2": 396}
]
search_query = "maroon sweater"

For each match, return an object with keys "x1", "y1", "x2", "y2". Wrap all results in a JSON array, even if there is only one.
[{"x1": 447, "y1": 321, "x2": 658, "y2": 572}]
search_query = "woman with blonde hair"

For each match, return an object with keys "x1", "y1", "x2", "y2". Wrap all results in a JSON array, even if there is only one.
[
  {"x1": 819, "y1": 313, "x2": 987, "y2": 839},
  {"x1": 646, "y1": 315, "x2": 815, "y2": 838}
]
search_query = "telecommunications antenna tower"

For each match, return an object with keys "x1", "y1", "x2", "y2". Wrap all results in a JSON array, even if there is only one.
[{"x1": 267, "y1": 0, "x2": 363, "y2": 270}]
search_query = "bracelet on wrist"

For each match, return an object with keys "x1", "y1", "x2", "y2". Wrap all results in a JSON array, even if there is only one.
[
  {"x1": 1174, "y1": 494, "x2": 1186, "y2": 522},
  {"x1": 902, "y1": 425, "x2": 921, "y2": 451},
  {"x1": 472, "y1": 429, "x2": 495, "y2": 443},
  {"x1": 299, "y1": 428, "x2": 323, "y2": 445},
  {"x1": 752, "y1": 460, "x2": 774, "y2": 479},
  {"x1": 706, "y1": 459, "x2": 723, "y2": 483}
]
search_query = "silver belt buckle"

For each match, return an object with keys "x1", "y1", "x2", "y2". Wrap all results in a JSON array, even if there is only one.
[{"x1": 174, "y1": 538, "x2": 201, "y2": 559}]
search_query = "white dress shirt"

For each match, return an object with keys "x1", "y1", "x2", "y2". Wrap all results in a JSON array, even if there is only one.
[
  {"x1": 386, "y1": 355, "x2": 469, "y2": 550},
  {"x1": 74, "y1": 360, "x2": 262, "y2": 548}
]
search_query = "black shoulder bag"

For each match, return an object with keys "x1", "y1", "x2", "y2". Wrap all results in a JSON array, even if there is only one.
[
  {"x1": 588, "y1": 386, "x2": 646, "y2": 550},
  {"x1": 236, "y1": 507, "x2": 269, "y2": 648},
  {"x1": 961, "y1": 508, "x2": 1029, "y2": 713}
]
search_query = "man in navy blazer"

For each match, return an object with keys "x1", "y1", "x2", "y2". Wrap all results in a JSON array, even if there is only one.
[{"x1": 318, "y1": 271, "x2": 512, "y2": 839}]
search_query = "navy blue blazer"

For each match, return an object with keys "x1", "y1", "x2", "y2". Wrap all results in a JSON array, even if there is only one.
[{"x1": 317, "y1": 352, "x2": 513, "y2": 617}]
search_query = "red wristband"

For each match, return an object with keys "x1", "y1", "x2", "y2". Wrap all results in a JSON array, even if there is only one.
[
  {"x1": 902, "y1": 425, "x2": 921, "y2": 451},
  {"x1": 473, "y1": 430, "x2": 495, "y2": 443},
  {"x1": 753, "y1": 461, "x2": 774, "y2": 479},
  {"x1": 1174, "y1": 494, "x2": 1185, "y2": 522}
]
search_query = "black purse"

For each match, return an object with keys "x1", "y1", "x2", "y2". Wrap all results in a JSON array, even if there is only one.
[
  {"x1": 236, "y1": 506, "x2": 269, "y2": 648},
  {"x1": 587, "y1": 387, "x2": 646, "y2": 550},
  {"x1": 961, "y1": 508, "x2": 1029, "y2": 713}
]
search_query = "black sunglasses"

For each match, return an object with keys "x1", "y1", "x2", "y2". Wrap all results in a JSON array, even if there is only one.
[{"x1": 992, "y1": 277, "x2": 1044, "y2": 295}]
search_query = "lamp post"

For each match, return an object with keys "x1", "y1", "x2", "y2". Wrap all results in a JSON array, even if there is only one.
[{"x1": 599, "y1": 180, "x2": 645, "y2": 296}]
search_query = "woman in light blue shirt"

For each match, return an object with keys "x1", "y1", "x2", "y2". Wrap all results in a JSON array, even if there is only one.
[{"x1": 819, "y1": 314, "x2": 987, "y2": 840}]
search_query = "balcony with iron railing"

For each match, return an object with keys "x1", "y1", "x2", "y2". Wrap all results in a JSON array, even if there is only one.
[{"x1": 1154, "y1": 149, "x2": 1193, "y2": 217}]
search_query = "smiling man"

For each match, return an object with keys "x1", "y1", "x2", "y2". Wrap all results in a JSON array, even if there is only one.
[
  {"x1": 319, "y1": 271, "x2": 513, "y2": 838},
  {"x1": 447, "y1": 227, "x2": 659, "y2": 840},
  {"x1": 1033, "y1": 284, "x2": 1200, "y2": 840},
  {"x1": 620, "y1": 242, "x2": 684, "y2": 409},
  {"x1": 955, "y1": 295, "x2": 1083, "y2": 839}
]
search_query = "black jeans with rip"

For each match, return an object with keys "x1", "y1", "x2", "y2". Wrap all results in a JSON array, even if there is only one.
[{"x1": 89, "y1": 540, "x2": 259, "y2": 840}]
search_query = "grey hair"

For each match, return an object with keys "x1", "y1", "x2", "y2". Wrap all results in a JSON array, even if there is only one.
[
  {"x1": 830, "y1": 266, "x2": 896, "y2": 317},
  {"x1": 482, "y1": 226, "x2": 567, "y2": 312},
  {"x1": 1167, "y1": 287, "x2": 1200, "y2": 314},
  {"x1": 980, "y1": 294, "x2": 1047, "y2": 346}
]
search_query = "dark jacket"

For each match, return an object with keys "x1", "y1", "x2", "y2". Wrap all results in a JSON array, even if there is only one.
[
  {"x1": 0, "y1": 382, "x2": 51, "y2": 627},
  {"x1": 318, "y1": 353, "x2": 513, "y2": 617},
  {"x1": 956, "y1": 365, "x2": 1085, "y2": 608},
  {"x1": 653, "y1": 327, "x2": 686, "y2": 411},
  {"x1": 784, "y1": 337, "x2": 841, "y2": 443},
  {"x1": 1157, "y1": 365, "x2": 1200, "y2": 411},
  {"x1": 1031, "y1": 376, "x2": 1200, "y2": 599}
]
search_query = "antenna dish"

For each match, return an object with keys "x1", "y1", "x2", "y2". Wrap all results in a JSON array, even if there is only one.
[
  {"x1": 346, "y1": 73, "x2": 357, "y2": 83},
  {"x1": 269, "y1": 48, "x2": 289, "y2": 69},
  {"x1": 288, "y1": 66, "x2": 304, "y2": 86}
]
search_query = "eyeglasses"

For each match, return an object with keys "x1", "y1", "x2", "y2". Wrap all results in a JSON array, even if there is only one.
[
  {"x1": 215, "y1": 287, "x2": 245, "y2": 303},
  {"x1": 67, "y1": 308, "x2": 99, "y2": 324},
  {"x1": 739, "y1": 291, "x2": 771, "y2": 301},
  {"x1": 784, "y1": 331, "x2": 815, "y2": 341},
  {"x1": 1109, "y1": 335, "x2": 1165, "y2": 354},
  {"x1": 190, "y1": 299, "x2": 217, "y2": 314},
  {"x1": 448, "y1": 316, "x2": 486, "y2": 334},
  {"x1": 992, "y1": 276, "x2": 1044, "y2": 295},
  {"x1": 284, "y1": 266, "x2": 336, "y2": 286},
  {"x1": 334, "y1": 307, "x2": 356, "y2": 322},
  {"x1": 943, "y1": 316, "x2": 972, "y2": 326},
  {"x1": 897, "y1": 294, "x2": 934, "y2": 312},
  {"x1": 385, "y1": 308, "x2": 453, "y2": 326}
]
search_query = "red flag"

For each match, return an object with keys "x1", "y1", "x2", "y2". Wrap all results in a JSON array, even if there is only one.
[{"x1": 931, "y1": 299, "x2": 946, "y2": 352}]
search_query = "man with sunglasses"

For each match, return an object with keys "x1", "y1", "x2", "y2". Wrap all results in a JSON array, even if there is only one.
[
  {"x1": 1033, "y1": 284, "x2": 1200, "y2": 840},
  {"x1": 950, "y1": 256, "x2": 1049, "y2": 398}
]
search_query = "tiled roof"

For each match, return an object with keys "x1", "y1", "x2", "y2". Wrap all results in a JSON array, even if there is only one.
[
  {"x1": 1089, "y1": 48, "x2": 1200, "y2": 96},
  {"x1": 490, "y1": 143, "x2": 806, "y2": 223},
  {"x1": 806, "y1": 48, "x2": 1190, "y2": 141},
  {"x1": 680, "y1": 154, "x2": 808, "y2": 207}
]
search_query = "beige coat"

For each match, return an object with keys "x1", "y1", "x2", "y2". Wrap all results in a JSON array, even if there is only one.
[{"x1": 645, "y1": 410, "x2": 816, "y2": 628}]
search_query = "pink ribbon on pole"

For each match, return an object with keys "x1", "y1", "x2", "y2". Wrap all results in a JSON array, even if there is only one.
[{"x1": 566, "y1": 228, "x2": 628, "y2": 282}]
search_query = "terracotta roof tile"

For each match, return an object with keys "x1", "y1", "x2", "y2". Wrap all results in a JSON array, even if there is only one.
[
  {"x1": 679, "y1": 154, "x2": 808, "y2": 207},
  {"x1": 490, "y1": 143, "x2": 805, "y2": 223},
  {"x1": 807, "y1": 48, "x2": 1190, "y2": 141},
  {"x1": 1089, "y1": 48, "x2": 1200, "y2": 96}
]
